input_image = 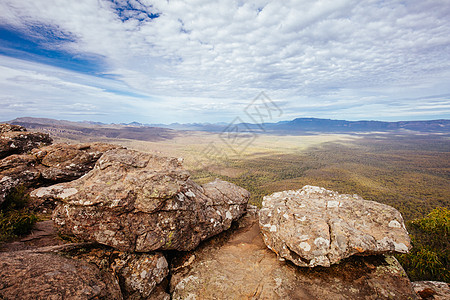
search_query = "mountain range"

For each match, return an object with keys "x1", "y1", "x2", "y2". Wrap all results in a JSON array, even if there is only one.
[{"x1": 5, "y1": 117, "x2": 449, "y2": 142}]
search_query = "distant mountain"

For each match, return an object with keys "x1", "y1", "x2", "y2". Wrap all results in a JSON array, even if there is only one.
[
  {"x1": 8, "y1": 117, "x2": 179, "y2": 142},
  {"x1": 266, "y1": 118, "x2": 450, "y2": 133},
  {"x1": 150, "y1": 118, "x2": 450, "y2": 133},
  {"x1": 5, "y1": 117, "x2": 450, "y2": 138}
]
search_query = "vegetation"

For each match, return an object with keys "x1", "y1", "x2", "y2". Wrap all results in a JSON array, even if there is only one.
[
  {"x1": 397, "y1": 207, "x2": 449, "y2": 282},
  {"x1": 0, "y1": 186, "x2": 37, "y2": 242}
]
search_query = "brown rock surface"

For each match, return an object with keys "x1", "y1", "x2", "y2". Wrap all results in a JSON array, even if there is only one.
[
  {"x1": 412, "y1": 281, "x2": 450, "y2": 300},
  {"x1": 48, "y1": 148, "x2": 249, "y2": 251},
  {"x1": 0, "y1": 123, "x2": 26, "y2": 134},
  {"x1": 0, "y1": 142, "x2": 118, "y2": 208},
  {"x1": 33, "y1": 142, "x2": 118, "y2": 182},
  {"x1": 0, "y1": 220, "x2": 63, "y2": 252},
  {"x1": 170, "y1": 210, "x2": 418, "y2": 300},
  {"x1": 0, "y1": 124, "x2": 52, "y2": 159},
  {"x1": 259, "y1": 186, "x2": 411, "y2": 267},
  {"x1": 0, "y1": 250, "x2": 123, "y2": 300}
]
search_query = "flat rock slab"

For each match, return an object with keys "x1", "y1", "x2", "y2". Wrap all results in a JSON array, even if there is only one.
[
  {"x1": 0, "y1": 220, "x2": 63, "y2": 252},
  {"x1": 0, "y1": 250, "x2": 123, "y2": 300},
  {"x1": 170, "y1": 213, "x2": 418, "y2": 300},
  {"x1": 259, "y1": 186, "x2": 411, "y2": 267},
  {"x1": 45, "y1": 148, "x2": 249, "y2": 252}
]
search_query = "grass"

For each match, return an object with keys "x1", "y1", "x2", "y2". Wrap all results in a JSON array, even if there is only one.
[{"x1": 0, "y1": 186, "x2": 37, "y2": 243}]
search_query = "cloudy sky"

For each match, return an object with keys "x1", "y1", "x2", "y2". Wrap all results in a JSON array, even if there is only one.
[{"x1": 1, "y1": 0, "x2": 449, "y2": 124}]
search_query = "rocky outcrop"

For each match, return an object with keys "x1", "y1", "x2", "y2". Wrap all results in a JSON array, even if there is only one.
[
  {"x1": 0, "y1": 123, "x2": 52, "y2": 159},
  {"x1": 0, "y1": 124, "x2": 26, "y2": 134},
  {"x1": 0, "y1": 250, "x2": 123, "y2": 300},
  {"x1": 412, "y1": 281, "x2": 450, "y2": 300},
  {"x1": 259, "y1": 185, "x2": 411, "y2": 267},
  {"x1": 0, "y1": 142, "x2": 118, "y2": 208},
  {"x1": 66, "y1": 246, "x2": 170, "y2": 299},
  {"x1": 44, "y1": 148, "x2": 250, "y2": 252},
  {"x1": 170, "y1": 209, "x2": 418, "y2": 300},
  {"x1": 33, "y1": 143, "x2": 118, "y2": 182}
]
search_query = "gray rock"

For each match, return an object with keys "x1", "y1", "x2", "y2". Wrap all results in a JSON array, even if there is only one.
[
  {"x1": 0, "y1": 250, "x2": 123, "y2": 300},
  {"x1": 259, "y1": 185, "x2": 411, "y2": 267},
  {"x1": 48, "y1": 148, "x2": 249, "y2": 252},
  {"x1": 170, "y1": 212, "x2": 418, "y2": 300}
]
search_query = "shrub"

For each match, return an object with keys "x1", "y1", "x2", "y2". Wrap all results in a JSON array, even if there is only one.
[
  {"x1": 397, "y1": 207, "x2": 449, "y2": 282},
  {"x1": 0, "y1": 186, "x2": 37, "y2": 242}
]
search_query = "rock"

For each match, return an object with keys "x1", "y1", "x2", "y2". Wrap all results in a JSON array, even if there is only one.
[
  {"x1": 0, "y1": 154, "x2": 40, "y2": 178},
  {"x1": 0, "y1": 124, "x2": 52, "y2": 159},
  {"x1": 50, "y1": 148, "x2": 249, "y2": 252},
  {"x1": 0, "y1": 250, "x2": 123, "y2": 300},
  {"x1": 412, "y1": 281, "x2": 450, "y2": 300},
  {"x1": 33, "y1": 143, "x2": 119, "y2": 182},
  {"x1": 0, "y1": 123, "x2": 26, "y2": 134},
  {"x1": 0, "y1": 142, "x2": 118, "y2": 209},
  {"x1": 0, "y1": 220, "x2": 64, "y2": 252},
  {"x1": 170, "y1": 211, "x2": 418, "y2": 300},
  {"x1": 66, "y1": 246, "x2": 169, "y2": 299},
  {"x1": 259, "y1": 185, "x2": 411, "y2": 267},
  {"x1": 0, "y1": 175, "x2": 21, "y2": 207}
]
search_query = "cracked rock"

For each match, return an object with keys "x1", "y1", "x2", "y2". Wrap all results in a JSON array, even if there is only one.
[
  {"x1": 66, "y1": 246, "x2": 169, "y2": 299},
  {"x1": 259, "y1": 185, "x2": 411, "y2": 267},
  {"x1": 48, "y1": 148, "x2": 249, "y2": 252}
]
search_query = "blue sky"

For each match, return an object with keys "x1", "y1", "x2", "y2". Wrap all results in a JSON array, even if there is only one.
[{"x1": 0, "y1": 0, "x2": 449, "y2": 124}]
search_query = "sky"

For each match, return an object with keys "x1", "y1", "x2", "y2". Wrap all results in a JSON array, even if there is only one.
[{"x1": 0, "y1": 0, "x2": 449, "y2": 124}]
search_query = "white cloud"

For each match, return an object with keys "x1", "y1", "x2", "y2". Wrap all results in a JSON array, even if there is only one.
[{"x1": 0, "y1": 0, "x2": 449, "y2": 122}]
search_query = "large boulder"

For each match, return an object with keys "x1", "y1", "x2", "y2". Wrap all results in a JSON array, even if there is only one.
[
  {"x1": 170, "y1": 209, "x2": 418, "y2": 299},
  {"x1": 0, "y1": 250, "x2": 123, "y2": 300},
  {"x1": 259, "y1": 185, "x2": 411, "y2": 267},
  {"x1": 44, "y1": 148, "x2": 249, "y2": 252},
  {"x1": 0, "y1": 123, "x2": 52, "y2": 159}
]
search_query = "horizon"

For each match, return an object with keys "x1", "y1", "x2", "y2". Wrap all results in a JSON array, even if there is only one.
[
  {"x1": 5, "y1": 115, "x2": 449, "y2": 127},
  {"x1": 1, "y1": 1, "x2": 450, "y2": 123}
]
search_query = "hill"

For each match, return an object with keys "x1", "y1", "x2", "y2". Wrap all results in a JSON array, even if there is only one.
[{"x1": 8, "y1": 117, "x2": 179, "y2": 142}]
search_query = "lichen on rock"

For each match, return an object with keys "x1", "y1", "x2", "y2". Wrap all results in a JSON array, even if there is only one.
[{"x1": 259, "y1": 185, "x2": 411, "y2": 267}]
